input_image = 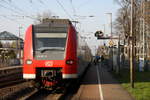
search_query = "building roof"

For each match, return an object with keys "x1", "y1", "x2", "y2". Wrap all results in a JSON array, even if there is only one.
[{"x1": 0, "y1": 31, "x2": 23, "y2": 41}]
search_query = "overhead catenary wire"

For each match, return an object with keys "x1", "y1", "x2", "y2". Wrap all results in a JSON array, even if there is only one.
[
  {"x1": 0, "y1": 3, "x2": 36, "y2": 20},
  {"x1": 28, "y1": 0, "x2": 48, "y2": 14},
  {"x1": 0, "y1": 14, "x2": 37, "y2": 19},
  {"x1": 0, "y1": 0, "x2": 26, "y2": 13},
  {"x1": 55, "y1": 0, "x2": 74, "y2": 20},
  {"x1": 28, "y1": 0, "x2": 40, "y2": 13},
  {"x1": 29, "y1": 0, "x2": 32, "y2": 3},
  {"x1": 0, "y1": 3, "x2": 22, "y2": 15},
  {"x1": 37, "y1": 0, "x2": 58, "y2": 18},
  {"x1": 0, "y1": 15, "x2": 20, "y2": 24},
  {"x1": 38, "y1": 0, "x2": 45, "y2": 5},
  {"x1": 0, "y1": 0, "x2": 36, "y2": 20},
  {"x1": 0, "y1": 0, "x2": 56, "y2": 21},
  {"x1": 69, "y1": 0, "x2": 76, "y2": 16},
  {"x1": 77, "y1": 0, "x2": 91, "y2": 9}
]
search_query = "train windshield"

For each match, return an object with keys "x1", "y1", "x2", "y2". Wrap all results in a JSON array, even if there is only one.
[
  {"x1": 33, "y1": 21, "x2": 69, "y2": 60},
  {"x1": 34, "y1": 33, "x2": 67, "y2": 52}
]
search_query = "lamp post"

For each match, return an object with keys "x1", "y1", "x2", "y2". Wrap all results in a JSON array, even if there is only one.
[
  {"x1": 106, "y1": 13, "x2": 113, "y2": 71},
  {"x1": 106, "y1": 13, "x2": 112, "y2": 38},
  {"x1": 103, "y1": 24, "x2": 106, "y2": 45}
]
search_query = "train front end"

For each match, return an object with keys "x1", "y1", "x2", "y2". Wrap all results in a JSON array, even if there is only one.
[{"x1": 23, "y1": 19, "x2": 77, "y2": 87}]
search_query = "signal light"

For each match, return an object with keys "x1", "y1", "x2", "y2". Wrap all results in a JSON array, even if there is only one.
[{"x1": 95, "y1": 31, "x2": 103, "y2": 37}]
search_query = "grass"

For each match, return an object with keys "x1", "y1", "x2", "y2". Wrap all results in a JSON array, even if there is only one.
[{"x1": 112, "y1": 69, "x2": 150, "y2": 100}]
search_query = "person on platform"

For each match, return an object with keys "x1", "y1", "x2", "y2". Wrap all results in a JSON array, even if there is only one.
[{"x1": 94, "y1": 55, "x2": 100, "y2": 65}]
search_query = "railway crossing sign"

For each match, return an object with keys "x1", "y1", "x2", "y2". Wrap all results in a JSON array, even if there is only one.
[{"x1": 109, "y1": 40, "x2": 114, "y2": 46}]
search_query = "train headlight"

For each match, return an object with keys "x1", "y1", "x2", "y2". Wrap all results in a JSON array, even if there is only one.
[
  {"x1": 66, "y1": 60, "x2": 74, "y2": 65},
  {"x1": 26, "y1": 59, "x2": 32, "y2": 64}
]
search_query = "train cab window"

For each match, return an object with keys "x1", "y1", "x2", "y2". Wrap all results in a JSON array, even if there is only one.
[
  {"x1": 34, "y1": 33, "x2": 67, "y2": 52},
  {"x1": 33, "y1": 23, "x2": 68, "y2": 52}
]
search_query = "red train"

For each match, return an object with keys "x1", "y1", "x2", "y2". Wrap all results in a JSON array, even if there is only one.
[{"x1": 23, "y1": 19, "x2": 91, "y2": 88}]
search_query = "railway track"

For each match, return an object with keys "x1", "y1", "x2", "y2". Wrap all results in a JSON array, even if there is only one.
[
  {"x1": 0, "y1": 63, "x2": 91, "y2": 100},
  {"x1": 0, "y1": 79, "x2": 25, "y2": 88},
  {"x1": 17, "y1": 64, "x2": 91, "y2": 100},
  {"x1": 17, "y1": 79, "x2": 79, "y2": 100},
  {"x1": 0, "y1": 66, "x2": 22, "y2": 75},
  {"x1": 0, "y1": 65, "x2": 27, "y2": 99},
  {"x1": 0, "y1": 81, "x2": 33, "y2": 100},
  {"x1": 0, "y1": 66, "x2": 23, "y2": 88},
  {"x1": 21, "y1": 88, "x2": 64, "y2": 100}
]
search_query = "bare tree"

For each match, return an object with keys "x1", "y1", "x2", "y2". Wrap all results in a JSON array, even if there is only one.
[
  {"x1": 114, "y1": 0, "x2": 142, "y2": 64},
  {"x1": 114, "y1": 0, "x2": 141, "y2": 38},
  {"x1": 34, "y1": 10, "x2": 58, "y2": 24},
  {"x1": 114, "y1": 0, "x2": 130, "y2": 37}
]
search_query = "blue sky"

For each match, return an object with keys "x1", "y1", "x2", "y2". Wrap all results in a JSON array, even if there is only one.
[{"x1": 0, "y1": 0, "x2": 120, "y2": 54}]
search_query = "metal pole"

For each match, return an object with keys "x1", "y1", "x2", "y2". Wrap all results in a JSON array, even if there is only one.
[
  {"x1": 118, "y1": 34, "x2": 121, "y2": 74},
  {"x1": 103, "y1": 24, "x2": 105, "y2": 34},
  {"x1": 130, "y1": 0, "x2": 134, "y2": 88},
  {"x1": 143, "y1": 1, "x2": 145, "y2": 71},
  {"x1": 110, "y1": 13, "x2": 113, "y2": 71},
  {"x1": 103, "y1": 24, "x2": 105, "y2": 45},
  {"x1": 18, "y1": 26, "x2": 22, "y2": 64},
  {"x1": 110, "y1": 13, "x2": 112, "y2": 38}
]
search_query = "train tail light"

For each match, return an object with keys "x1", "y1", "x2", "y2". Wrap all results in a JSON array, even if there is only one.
[
  {"x1": 66, "y1": 60, "x2": 74, "y2": 65},
  {"x1": 26, "y1": 59, "x2": 33, "y2": 64}
]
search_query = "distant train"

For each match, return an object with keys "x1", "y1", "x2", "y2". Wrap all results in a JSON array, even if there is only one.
[{"x1": 23, "y1": 19, "x2": 92, "y2": 88}]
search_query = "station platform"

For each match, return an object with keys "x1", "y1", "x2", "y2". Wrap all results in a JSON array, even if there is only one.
[{"x1": 72, "y1": 63, "x2": 134, "y2": 100}]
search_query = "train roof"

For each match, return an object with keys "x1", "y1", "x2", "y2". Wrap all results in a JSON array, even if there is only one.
[
  {"x1": 42, "y1": 18, "x2": 71, "y2": 24},
  {"x1": 33, "y1": 19, "x2": 71, "y2": 33}
]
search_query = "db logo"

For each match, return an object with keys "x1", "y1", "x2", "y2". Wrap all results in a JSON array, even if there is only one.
[{"x1": 45, "y1": 61, "x2": 53, "y2": 67}]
